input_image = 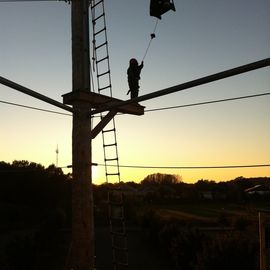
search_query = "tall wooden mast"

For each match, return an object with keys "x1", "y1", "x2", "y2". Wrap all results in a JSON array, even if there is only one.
[{"x1": 70, "y1": 0, "x2": 94, "y2": 269}]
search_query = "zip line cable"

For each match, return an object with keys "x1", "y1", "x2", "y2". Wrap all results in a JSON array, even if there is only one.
[
  {"x1": 0, "y1": 100, "x2": 72, "y2": 116},
  {"x1": 1, "y1": 92, "x2": 269, "y2": 116},
  {"x1": 60, "y1": 163, "x2": 270, "y2": 170},
  {"x1": 1, "y1": 163, "x2": 269, "y2": 174},
  {"x1": 145, "y1": 92, "x2": 270, "y2": 112},
  {"x1": 1, "y1": 163, "x2": 269, "y2": 171},
  {"x1": 97, "y1": 163, "x2": 270, "y2": 169}
]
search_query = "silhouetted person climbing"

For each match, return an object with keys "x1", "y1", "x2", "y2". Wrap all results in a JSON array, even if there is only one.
[{"x1": 127, "y1": 58, "x2": 144, "y2": 99}]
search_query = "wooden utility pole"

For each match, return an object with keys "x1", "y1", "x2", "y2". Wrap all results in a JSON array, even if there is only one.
[
  {"x1": 69, "y1": 0, "x2": 94, "y2": 269},
  {"x1": 63, "y1": 2, "x2": 144, "y2": 269}
]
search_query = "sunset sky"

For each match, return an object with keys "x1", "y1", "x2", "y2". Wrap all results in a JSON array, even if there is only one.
[{"x1": 0, "y1": 0, "x2": 269, "y2": 184}]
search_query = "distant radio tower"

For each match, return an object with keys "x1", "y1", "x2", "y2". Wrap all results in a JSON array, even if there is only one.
[{"x1": 56, "y1": 144, "x2": 59, "y2": 167}]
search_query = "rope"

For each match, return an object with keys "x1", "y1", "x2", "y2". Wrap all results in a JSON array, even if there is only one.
[
  {"x1": 142, "y1": 18, "x2": 159, "y2": 62},
  {"x1": 90, "y1": 0, "x2": 97, "y2": 92},
  {"x1": 91, "y1": 1, "x2": 96, "y2": 73},
  {"x1": 90, "y1": 66, "x2": 96, "y2": 93}
]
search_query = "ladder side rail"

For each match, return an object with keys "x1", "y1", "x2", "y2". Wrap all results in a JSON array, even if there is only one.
[
  {"x1": 90, "y1": 1, "x2": 129, "y2": 269},
  {"x1": 101, "y1": 0, "x2": 113, "y2": 97}
]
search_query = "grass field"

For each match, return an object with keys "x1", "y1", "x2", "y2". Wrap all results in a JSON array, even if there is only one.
[{"x1": 153, "y1": 201, "x2": 270, "y2": 225}]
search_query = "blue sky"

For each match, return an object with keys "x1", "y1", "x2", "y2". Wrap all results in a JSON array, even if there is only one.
[{"x1": 0, "y1": 0, "x2": 269, "y2": 183}]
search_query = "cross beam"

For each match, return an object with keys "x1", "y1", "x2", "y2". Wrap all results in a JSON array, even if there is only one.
[
  {"x1": 62, "y1": 90, "x2": 144, "y2": 115},
  {"x1": 91, "y1": 110, "x2": 117, "y2": 139},
  {"x1": 90, "y1": 58, "x2": 270, "y2": 115},
  {"x1": 0, "y1": 75, "x2": 73, "y2": 113}
]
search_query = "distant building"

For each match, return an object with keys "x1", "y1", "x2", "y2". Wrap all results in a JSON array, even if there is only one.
[
  {"x1": 201, "y1": 191, "x2": 214, "y2": 200},
  {"x1": 245, "y1": 184, "x2": 270, "y2": 196}
]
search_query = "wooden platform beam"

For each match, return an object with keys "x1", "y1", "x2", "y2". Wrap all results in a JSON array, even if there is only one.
[{"x1": 62, "y1": 91, "x2": 144, "y2": 116}]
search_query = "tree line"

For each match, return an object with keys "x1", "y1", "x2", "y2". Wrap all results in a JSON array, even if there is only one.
[
  {"x1": 0, "y1": 161, "x2": 269, "y2": 270},
  {"x1": 1, "y1": 161, "x2": 269, "y2": 222}
]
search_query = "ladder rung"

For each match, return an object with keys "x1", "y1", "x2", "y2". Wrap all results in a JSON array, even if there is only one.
[
  {"x1": 96, "y1": 56, "x2": 109, "y2": 64},
  {"x1": 109, "y1": 200, "x2": 123, "y2": 206},
  {"x1": 110, "y1": 206, "x2": 123, "y2": 212},
  {"x1": 112, "y1": 245, "x2": 128, "y2": 251},
  {"x1": 95, "y1": 41, "x2": 107, "y2": 50},
  {"x1": 111, "y1": 228, "x2": 126, "y2": 236},
  {"x1": 110, "y1": 224, "x2": 125, "y2": 231},
  {"x1": 109, "y1": 209, "x2": 123, "y2": 215},
  {"x1": 108, "y1": 201, "x2": 123, "y2": 207},
  {"x1": 111, "y1": 230, "x2": 126, "y2": 237},
  {"x1": 105, "y1": 157, "x2": 118, "y2": 162},
  {"x1": 109, "y1": 195, "x2": 123, "y2": 201},
  {"x1": 108, "y1": 187, "x2": 122, "y2": 193},
  {"x1": 110, "y1": 216, "x2": 124, "y2": 221},
  {"x1": 109, "y1": 215, "x2": 124, "y2": 220},
  {"x1": 97, "y1": 70, "x2": 110, "y2": 77},
  {"x1": 106, "y1": 173, "x2": 120, "y2": 176},
  {"x1": 98, "y1": 84, "x2": 111, "y2": 91},
  {"x1": 92, "y1": 13, "x2": 105, "y2": 24},
  {"x1": 91, "y1": 0, "x2": 103, "y2": 9},
  {"x1": 102, "y1": 128, "x2": 115, "y2": 133},
  {"x1": 110, "y1": 220, "x2": 125, "y2": 227},
  {"x1": 113, "y1": 261, "x2": 129, "y2": 267},
  {"x1": 94, "y1": 27, "x2": 106, "y2": 36},
  {"x1": 109, "y1": 199, "x2": 123, "y2": 205},
  {"x1": 104, "y1": 143, "x2": 117, "y2": 147}
]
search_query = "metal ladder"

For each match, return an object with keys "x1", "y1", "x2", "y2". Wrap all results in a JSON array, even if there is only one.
[{"x1": 90, "y1": 1, "x2": 129, "y2": 269}]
